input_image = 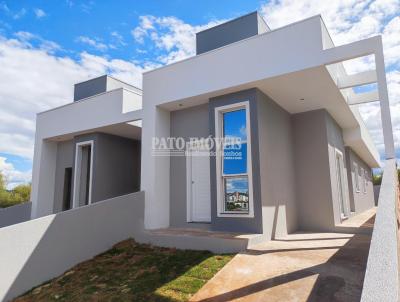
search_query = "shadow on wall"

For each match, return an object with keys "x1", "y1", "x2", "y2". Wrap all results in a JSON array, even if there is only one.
[
  {"x1": 266, "y1": 204, "x2": 294, "y2": 240},
  {"x1": 0, "y1": 191, "x2": 145, "y2": 301},
  {"x1": 0, "y1": 202, "x2": 32, "y2": 228}
]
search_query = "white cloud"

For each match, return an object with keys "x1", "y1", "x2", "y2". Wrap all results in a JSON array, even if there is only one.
[
  {"x1": 0, "y1": 33, "x2": 145, "y2": 164},
  {"x1": 76, "y1": 36, "x2": 108, "y2": 51},
  {"x1": 34, "y1": 8, "x2": 46, "y2": 19},
  {"x1": 110, "y1": 31, "x2": 126, "y2": 48},
  {"x1": 260, "y1": 0, "x2": 400, "y2": 159},
  {"x1": 13, "y1": 8, "x2": 26, "y2": 20},
  {"x1": 0, "y1": 157, "x2": 31, "y2": 189},
  {"x1": 132, "y1": 15, "x2": 225, "y2": 64},
  {"x1": 1, "y1": 3, "x2": 399, "y2": 188}
]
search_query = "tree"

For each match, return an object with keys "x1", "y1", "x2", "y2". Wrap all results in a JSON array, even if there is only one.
[
  {"x1": 0, "y1": 171, "x2": 31, "y2": 208},
  {"x1": 13, "y1": 184, "x2": 31, "y2": 202},
  {"x1": 372, "y1": 173, "x2": 382, "y2": 186}
]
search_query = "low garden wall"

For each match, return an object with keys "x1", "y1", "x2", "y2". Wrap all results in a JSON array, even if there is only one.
[
  {"x1": 0, "y1": 191, "x2": 145, "y2": 301},
  {"x1": 361, "y1": 159, "x2": 399, "y2": 302}
]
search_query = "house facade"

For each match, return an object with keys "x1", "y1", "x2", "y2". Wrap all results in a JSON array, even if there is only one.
[{"x1": 31, "y1": 12, "x2": 393, "y2": 242}]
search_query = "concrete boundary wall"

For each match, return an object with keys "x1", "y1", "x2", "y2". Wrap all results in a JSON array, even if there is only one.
[
  {"x1": 0, "y1": 191, "x2": 144, "y2": 301},
  {"x1": 361, "y1": 159, "x2": 398, "y2": 302},
  {"x1": 0, "y1": 202, "x2": 31, "y2": 228}
]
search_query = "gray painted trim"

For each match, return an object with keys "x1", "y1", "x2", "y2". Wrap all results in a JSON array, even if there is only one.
[
  {"x1": 169, "y1": 103, "x2": 210, "y2": 229},
  {"x1": 209, "y1": 88, "x2": 263, "y2": 233},
  {"x1": 256, "y1": 89, "x2": 298, "y2": 239},
  {"x1": 74, "y1": 75, "x2": 142, "y2": 101},
  {"x1": 196, "y1": 12, "x2": 262, "y2": 55},
  {"x1": 292, "y1": 110, "x2": 336, "y2": 231},
  {"x1": 72, "y1": 133, "x2": 141, "y2": 206}
]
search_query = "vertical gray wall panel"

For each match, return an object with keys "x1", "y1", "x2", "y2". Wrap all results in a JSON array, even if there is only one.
[
  {"x1": 72, "y1": 133, "x2": 141, "y2": 206},
  {"x1": 169, "y1": 103, "x2": 210, "y2": 229},
  {"x1": 325, "y1": 112, "x2": 350, "y2": 226},
  {"x1": 74, "y1": 76, "x2": 108, "y2": 101},
  {"x1": 53, "y1": 140, "x2": 74, "y2": 213},
  {"x1": 345, "y1": 147, "x2": 375, "y2": 213},
  {"x1": 93, "y1": 133, "x2": 141, "y2": 203},
  {"x1": 292, "y1": 110, "x2": 335, "y2": 231},
  {"x1": 209, "y1": 89, "x2": 263, "y2": 233},
  {"x1": 256, "y1": 90, "x2": 298, "y2": 239},
  {"x1": 74, "y1": 75, "x2": 142, "y2": 101},
  {"x1": 196, "y1": 12, "x2": 268, "y2": 55}
]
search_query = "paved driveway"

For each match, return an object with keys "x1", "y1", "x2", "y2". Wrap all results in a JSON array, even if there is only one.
[{"x1": 190, "y1": 231, "x2": 372, "y2": 302}]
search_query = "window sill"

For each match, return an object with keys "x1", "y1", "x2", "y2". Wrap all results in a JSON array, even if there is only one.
[{"x1": 217, "y1": 212, "x2": 254, "y2": 218}]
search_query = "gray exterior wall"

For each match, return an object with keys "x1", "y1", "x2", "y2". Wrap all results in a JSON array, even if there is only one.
[
  {"x1": 292, "y1": 109, "x2": 357, "y2": 231},
  {"x1": 196, "y1": 12, "x2": 269, "y2": 55},
  {"x1": 0, "y1": 202, "x2": 31, "y2": 228},
  {"x1": 53, "y1": 133, "x2": 140, "y2": 212},
  {"x1": 292, "y1": 110, "x2": 336, "y2": 231},
  {"x1": 74, "y1": 76, "x2": 108, "y2": 101},
  {"x1": 74, "y1": 133, "x2": 141, "y2": 204},
  {"x1": 325, "y1": 112, "x2": 350, "y2": 226},
  {"x1": 256, "y1": 90, "x2": 298, "y2": 239},
  {"x1": 345, "y1": 147, "x2": 375, "y2": 213},
  {"x1": 209, "y1": 89, "x2": 263, "y2": 233},
  {"x1": 53, "y1": 140, "x2": 74, "y2": 213},
  {"x1": 169, "y1": 103, "x2": 210, "y2": 229}
]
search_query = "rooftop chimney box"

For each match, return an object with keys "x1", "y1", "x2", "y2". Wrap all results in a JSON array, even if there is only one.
[
  {"x1": 196, "y1": 12, "x2": 270, "y2": 55},
  {"x1": 73, "y1": 75, "x2": 141, "y2": 101}
]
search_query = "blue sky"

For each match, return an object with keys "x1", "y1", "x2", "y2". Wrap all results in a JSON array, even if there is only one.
[
  {"x1": 0, "y1": 1, "x2": 256, "y2": 64},
  {"x1": 0, "y1": 0, "x2": 399, "y2": 188}
]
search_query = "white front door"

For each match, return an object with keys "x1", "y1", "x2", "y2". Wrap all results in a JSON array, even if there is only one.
[{"x1": 187, "y1": 142, "x2": 211, "y2": 222}]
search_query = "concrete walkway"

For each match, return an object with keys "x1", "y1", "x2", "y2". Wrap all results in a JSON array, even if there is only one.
[{"x1": 191, "y1": 228, "x2": 372, "y2": 301}]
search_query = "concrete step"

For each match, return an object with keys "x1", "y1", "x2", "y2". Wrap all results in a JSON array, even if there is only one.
[{"x1": 137, "y1": 227, "x2": 266, "y2": 253}]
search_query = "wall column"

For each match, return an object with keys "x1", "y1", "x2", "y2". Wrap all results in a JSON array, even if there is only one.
[
  {"x1": 141, "y1": 105, "x2": 170, "y2": 229},
  {"x1": 31, "y1": 135, "x2": 58, "y2": 219}
]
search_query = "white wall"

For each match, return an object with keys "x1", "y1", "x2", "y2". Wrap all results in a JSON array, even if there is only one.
[
  {"x1": 141, "y1": 105, "x2": 170, "y2": 229},
  {"x1": 0, "y1": 191, "x2": 144, "y2": 301}
]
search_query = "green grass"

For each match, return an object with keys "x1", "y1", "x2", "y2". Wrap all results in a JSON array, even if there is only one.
[{"x1": 15, "y1": 239, "x2": 234, "y2": 302}]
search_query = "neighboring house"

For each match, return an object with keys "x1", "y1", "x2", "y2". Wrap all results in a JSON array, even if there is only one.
[{"x1": 30, "y1": 12, "x2": 395, "y2": 242}]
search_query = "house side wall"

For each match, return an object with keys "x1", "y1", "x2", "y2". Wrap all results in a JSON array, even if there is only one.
[
  {"x1": 345, "y1": 147, "x2": 375, "y2": 213},
  {"x1": 169, "y1": 103, "x2": 210, "y2": 229},
  {"x1": 209, "y1": 89, "x2": 263, "y2": 233},
  {"x1": 73, "y1": 133, "x2": 140, "y2": 205},
  {"x1": 325, "y1": 112, "x2": 350, "y2": 226},
  {"x1": 292, "y1": 110, "x2": 335, "y2": 231},
  {"x1": 93, "y1": 133, "x2": 141, "y2": 202},
  {"x1": 256, "y1": 90, "x2": 298, "y2": 239},
  {"x1": 53, "y1": 140, "x2": 74, "y2": 213}
]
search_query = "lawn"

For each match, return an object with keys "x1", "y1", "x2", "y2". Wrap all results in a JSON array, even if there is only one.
[{"x1": 14, "y1": 239, "x2": 234, "y2": 302}]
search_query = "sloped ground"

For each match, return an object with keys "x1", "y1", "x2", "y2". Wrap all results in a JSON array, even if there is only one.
[
  {"x1": 14, "y1": 239, "x2": 233, "y2": 302},
  {"x1": 191, "y1": 226, "x2": 373, "y2": 302}
]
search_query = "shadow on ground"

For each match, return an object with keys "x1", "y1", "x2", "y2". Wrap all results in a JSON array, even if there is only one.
[{"x1": 191, "y1": 217, "x2": 374, "y2": 302}]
